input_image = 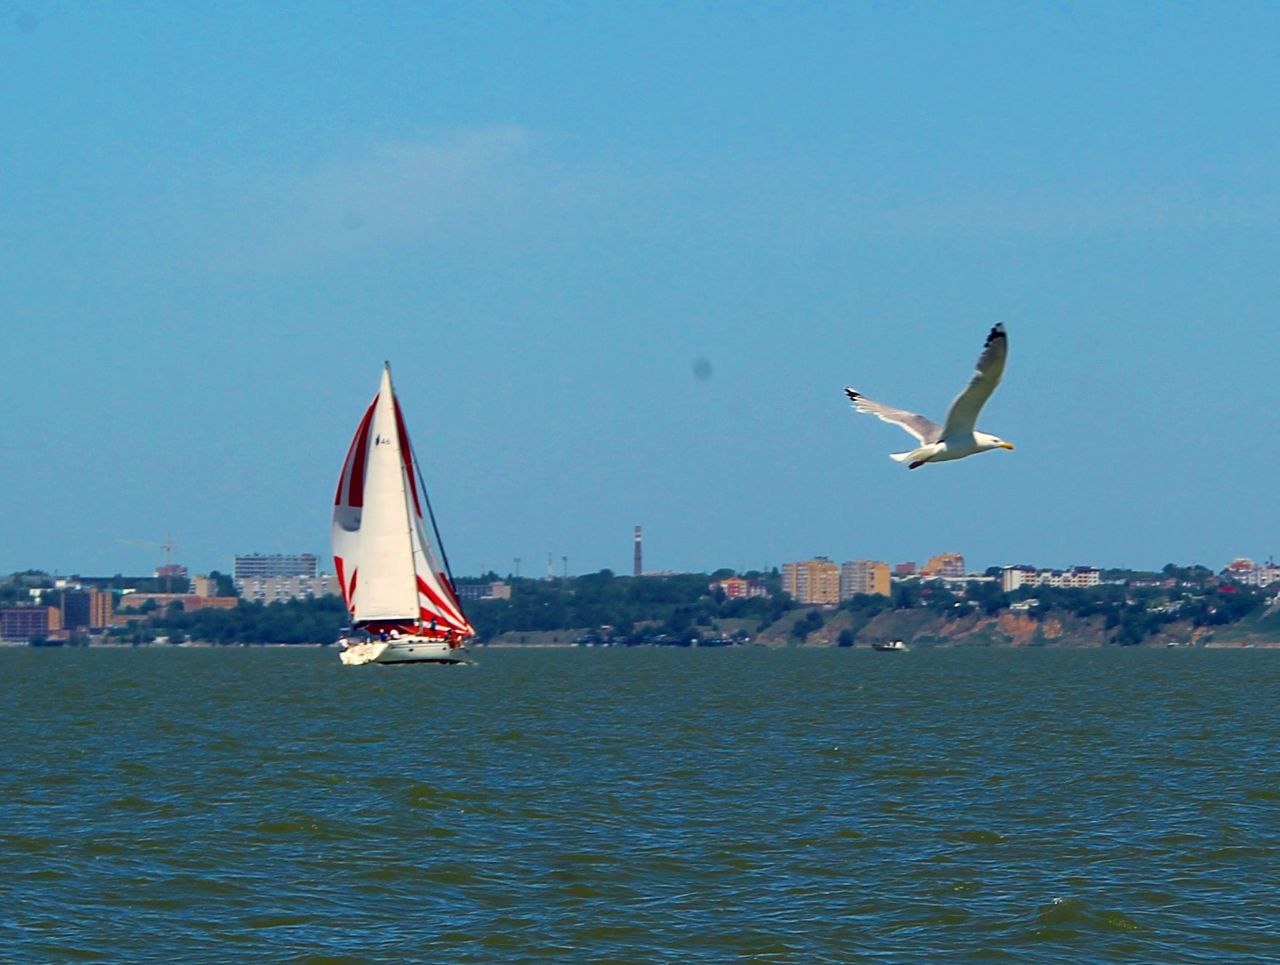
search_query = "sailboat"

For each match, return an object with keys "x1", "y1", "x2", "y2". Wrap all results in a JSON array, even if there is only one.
[{"x1": 331, "y1": 363, "x2": 475, "y2": 665}]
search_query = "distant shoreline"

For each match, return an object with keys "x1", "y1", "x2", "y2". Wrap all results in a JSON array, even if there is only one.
[{"x1": 4, "y1": 639, "x2": 1277, "y2": 650}]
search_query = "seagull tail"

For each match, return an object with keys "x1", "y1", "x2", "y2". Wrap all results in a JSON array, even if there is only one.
[{"x1": 891, "y1": 445, "x2": 935, "y2": 466}]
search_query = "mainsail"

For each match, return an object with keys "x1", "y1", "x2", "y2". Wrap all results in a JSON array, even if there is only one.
[{"x1": 332, "y1": 365, "x2": 474, "y2": 639}]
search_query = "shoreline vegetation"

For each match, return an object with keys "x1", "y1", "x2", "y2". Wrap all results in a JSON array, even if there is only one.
[
  {"x1": 8, "y1": 636, "x2": 1280, "y2": 649},
  {"x1": 6, "y1": 565, "x2": 1280, "y2": 649}
]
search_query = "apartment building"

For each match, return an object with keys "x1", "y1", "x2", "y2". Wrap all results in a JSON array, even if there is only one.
[
  {"x1": 233, "y1": 553, "x2": 318, "y2": 580},
  {"x1": 62, "y1": 589, "x2": 113, "y2": 631},
  {"x1": 782, "y1": 558, "x2": 841, "y2": 605},
  {"x1": 921, "y1": 553, "x2": 966, "y2": 578},
  {"x1": 709, "y1": 577, "x2": 769, "y2": 599},
  {"x1": 840, "y1": 560, "x2": 890, "y2": 598},
  {"x1": 0, "y1": 606, "x2": 61, "y2": 642},
  {"x1": 1002, "y1": 565, "x2": 1101, "y2": 593},
  {"x1": 236, "y1": 574, "x2": 339, "y2": 605},
  {"x1": 457, "y1": 581, "x2": 513, "y2": 602},
  {"x1": 1222, "y1": 559, "x2": 1280, "y2": 588}
]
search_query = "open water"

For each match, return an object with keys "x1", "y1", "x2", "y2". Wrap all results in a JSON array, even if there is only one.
[{"x1": 2, "y1": 646, "x2": 1279, "y2": 962}]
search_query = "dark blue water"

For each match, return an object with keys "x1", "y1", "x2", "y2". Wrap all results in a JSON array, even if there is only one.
[{"x1": 2, "y1": 647, "x2": 1278, "y2": 962}]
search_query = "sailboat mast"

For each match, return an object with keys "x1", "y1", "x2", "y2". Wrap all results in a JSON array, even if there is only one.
[{"x1": 384, "y1": 363, "x2": 421, "y2": 628}]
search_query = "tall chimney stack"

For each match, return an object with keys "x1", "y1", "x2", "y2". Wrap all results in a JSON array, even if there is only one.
[{"x1": 633, "y1": 525, "x2": 643, "y2": 577}]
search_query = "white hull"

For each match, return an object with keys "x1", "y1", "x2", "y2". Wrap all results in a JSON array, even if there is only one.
[
  {"x1": 339, "y1": 636, "x2": 469, "y2": 666},
  {"x1": 872, "y1": 640, "x2": 908, "y2": 651}
]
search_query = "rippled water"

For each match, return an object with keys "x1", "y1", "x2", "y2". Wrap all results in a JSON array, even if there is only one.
[{"x1": 2, "y1": 646, "x2": 1279, "y2": 962}]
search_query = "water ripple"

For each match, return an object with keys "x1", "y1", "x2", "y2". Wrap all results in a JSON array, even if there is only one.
[{"x1": 2, "y1": 647, "x2": 1279, "y2": 961}]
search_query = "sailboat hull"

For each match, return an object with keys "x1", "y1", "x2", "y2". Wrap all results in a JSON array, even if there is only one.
[{"x1": 339, "y1": 636, "x2": 470, "y2": 666}]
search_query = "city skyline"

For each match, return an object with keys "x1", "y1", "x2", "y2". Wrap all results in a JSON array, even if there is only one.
[
  {"x1": 9, "y1": 542, "x2": 1276, "y2": 585},
  {"x1": 4, "y1": 5, "x2": 1278, "y2": 579}
]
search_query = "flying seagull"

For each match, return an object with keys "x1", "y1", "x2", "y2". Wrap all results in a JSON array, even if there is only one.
[{"x1": 844, "y1": 323, "x2": 1014, "y2": 469}]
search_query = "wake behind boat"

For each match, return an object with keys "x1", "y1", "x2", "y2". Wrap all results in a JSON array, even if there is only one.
[{"x1": 331, "y1": 364, "x2": 475, "y2": 666}]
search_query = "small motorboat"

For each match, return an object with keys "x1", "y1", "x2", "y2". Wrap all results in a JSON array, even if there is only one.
[{"x1": 872, "y1": 639, "x2": 908, "y2": 652}]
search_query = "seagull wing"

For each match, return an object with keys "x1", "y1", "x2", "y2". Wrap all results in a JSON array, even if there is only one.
[
  {"x1": 845, "y1": 388, "x2": 943, "y2": 444},
  {"x1": 940, "y1": 323, "x2": 1007, "y2": 438}
]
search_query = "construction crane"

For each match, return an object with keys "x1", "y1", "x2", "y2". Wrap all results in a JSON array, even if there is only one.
[{"x1": 118, "y1": 535, "x2": 178, "y2": 591}]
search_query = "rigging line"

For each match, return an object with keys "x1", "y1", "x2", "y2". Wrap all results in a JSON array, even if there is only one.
[{"x1": 410, "y1": 440, "x2": 466, "y2": 620}]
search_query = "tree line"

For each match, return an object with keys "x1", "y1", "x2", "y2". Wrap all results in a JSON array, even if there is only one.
[{"x1": 7, "y1": 565, "x2": 1275, "y2": 646}]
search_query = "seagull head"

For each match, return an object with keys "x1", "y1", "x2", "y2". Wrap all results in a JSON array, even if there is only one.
[{"x1": 976, "y1": 432, "x2": 1015, "y2": 452}]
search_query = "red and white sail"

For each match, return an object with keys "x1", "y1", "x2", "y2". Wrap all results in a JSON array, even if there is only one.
[{"x1": 332, "y1": 365, "x2": 474, "y2": 639}]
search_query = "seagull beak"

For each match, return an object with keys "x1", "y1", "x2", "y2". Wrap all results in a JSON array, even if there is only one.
[{"x1": 1000, "y1": 442, "x2": 1015, "y2": 450}]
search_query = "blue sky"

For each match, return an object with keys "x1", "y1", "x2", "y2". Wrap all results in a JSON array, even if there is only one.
[{"x1": 3, "y1": 2, "x2": 1278, "y2": 579}]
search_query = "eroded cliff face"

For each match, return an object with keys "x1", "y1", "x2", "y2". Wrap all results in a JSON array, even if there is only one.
[
  {"x1": 913, "y1": 611, "x2": 1109, "y2": 647},
  {"x1": 993, "y1": 612, "x2": 1072, "y2": 646},
  {"x1": 752, "y1": 597, "x2": 1280, "y2": 647},
  {"x1": 767, "y1": 608, "x2": 1122, "y2": 648}
]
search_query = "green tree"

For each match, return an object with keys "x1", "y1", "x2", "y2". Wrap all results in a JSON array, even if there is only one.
[
  {"x1": 208, "y1": 570, "x2": 237, "y2": 597},
  {"x1": 965, "y1": 580, "x2": 1007, "y2": 616},
  {"x1": 892, "y1": 582, "x2": 921, "y2": 609},
  {"x1": 792, "y1": 608, "x2": 824, "y2": 641}
]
